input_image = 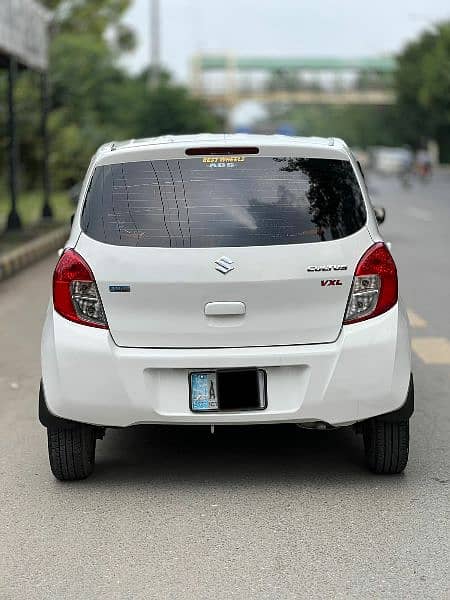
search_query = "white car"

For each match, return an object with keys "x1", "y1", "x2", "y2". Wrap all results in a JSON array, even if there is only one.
[
  {"x1": 40, "y1": 134, "x2": 413, "y2": 480},
  {"x1": 371, "y1": 147, "x2": 413, "y2": 175}
]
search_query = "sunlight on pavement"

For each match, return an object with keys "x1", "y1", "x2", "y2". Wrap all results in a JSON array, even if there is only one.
[
  {"x1": 411, "y1": 337, "x2": 450, "y2": 365},
  {"x1": 408, "y1": 308, "x2": 450, "y2": 365},
  {"x1": 407, "y1": 309, "x2": 427, "y2": 328}
]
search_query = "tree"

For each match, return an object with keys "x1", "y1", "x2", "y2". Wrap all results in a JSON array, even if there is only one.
[
  {"x1": 394, "y1": 21, "x2": 450, "y2": 161},
  {"x1": 131, "y1": 71, "x2": 221, "y2": 139},
  {"x1": 42, "y1": 0, "x2": 136, "y2": 51},
  {"x1": 263, "y1": 104, "x2": 397, "y2": 149},
  {"x1": 255, "y1": 21, "x2": 450, "y2": 159},
  {"x1": 1, "y1": 0, "x2": 221, "y2": 192}
]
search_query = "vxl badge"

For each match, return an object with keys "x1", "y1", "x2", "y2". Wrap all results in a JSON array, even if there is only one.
[{"x1": 215, "y1": 256, "x2": 235, "y2": 274}]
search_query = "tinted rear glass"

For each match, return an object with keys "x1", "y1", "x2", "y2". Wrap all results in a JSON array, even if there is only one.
[{"x1": 81, "y1": 157, "x2": 366, "y2": 248}]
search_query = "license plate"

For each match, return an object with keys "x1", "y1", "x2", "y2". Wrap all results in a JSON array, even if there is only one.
[{"x1": 190, "y1": 372, "x2": 218, "y2": 411}]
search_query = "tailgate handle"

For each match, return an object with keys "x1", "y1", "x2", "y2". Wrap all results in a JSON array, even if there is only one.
[{"x1": 204, "y1": 301, "x2": 246, "y2": 316}]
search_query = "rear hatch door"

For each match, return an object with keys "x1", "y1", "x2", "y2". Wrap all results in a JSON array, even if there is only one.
[{"x1": 77, "y1": 153, "x2": 371, "y2": 348}]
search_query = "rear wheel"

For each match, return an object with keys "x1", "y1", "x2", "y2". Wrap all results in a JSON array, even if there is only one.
[
  {"x1": 363, "y1": 419, "x2": 409, "y2": 474},
  {"x1": 47, "y1": 425, "x2": 97, "y2": 481}
]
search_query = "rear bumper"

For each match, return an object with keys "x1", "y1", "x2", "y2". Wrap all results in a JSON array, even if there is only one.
[{"x1": 41, "y1": 303, "x2": 411, "y2": 427}]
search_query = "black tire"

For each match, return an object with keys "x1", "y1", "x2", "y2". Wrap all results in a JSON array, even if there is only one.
[
  {"x1": 47, "y1": 425, "x2": 96, "y2": 481},
  {"x1": 363, "y1": 419, "x2": 409, "y2": 474}
]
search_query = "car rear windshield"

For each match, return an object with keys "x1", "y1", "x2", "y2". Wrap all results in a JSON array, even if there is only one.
[{"x1": 81, "y1": 156, "x2": 366, "y2": 248}]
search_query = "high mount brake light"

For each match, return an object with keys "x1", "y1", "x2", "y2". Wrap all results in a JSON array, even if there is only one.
[
  {"x1": 185, "y1": 146, "x2": 259, "y2": 156},
  {"x1": 53, "y1": 249, "x2": 108, "y2": 329},
  {"x1": 344, "y1": 243, "x2": 398, "y2": 324}
]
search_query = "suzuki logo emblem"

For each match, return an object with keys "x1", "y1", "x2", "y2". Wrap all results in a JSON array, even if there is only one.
[{"x1": 215, "y1": 256, "x2": 235, "y2": 274}]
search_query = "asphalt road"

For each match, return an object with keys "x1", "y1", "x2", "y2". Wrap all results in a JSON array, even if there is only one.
[{"x1": 1, "y1": 173, "x2": 449, "y2": 599}]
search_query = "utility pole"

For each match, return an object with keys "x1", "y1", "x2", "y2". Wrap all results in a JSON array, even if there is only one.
[
  {"x1": 41, "y1": 71, "x2": 52, "y2": 219},
  {"x1": 6, "y1": 56, "x2": 22, "y2": 231},
  {"x1": 148, "y1": 0, "x2": 161, "y2": 88},
  {"x1": 42, "y1": 18, "x2": 53, "y2": 220}
]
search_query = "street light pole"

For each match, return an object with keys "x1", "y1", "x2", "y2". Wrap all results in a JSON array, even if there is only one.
[
  {"x1": 41, "y1": 71, "x2": 52, "y2": 219},
  {"x1": 6, "y1": 56, "x2": 22, "y2": 231},
  {"x1": 148, "y1": 0, "x2": 161, "y2": 88}
]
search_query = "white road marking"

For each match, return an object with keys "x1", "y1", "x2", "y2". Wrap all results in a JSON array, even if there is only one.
[
  {"x1": 406, "y1": 206, "x2": 433, "y2": 222},
  {"x1": 411, "y1": 337, "x2": 450, "y2": 365},
  {"x1": 407, "y1": 309, "x2": 427, "y2": 328}
]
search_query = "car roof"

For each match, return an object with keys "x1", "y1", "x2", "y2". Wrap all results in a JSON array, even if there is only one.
[{"x1": 92, "y1": 133, "x2": 351, "y2": 167}]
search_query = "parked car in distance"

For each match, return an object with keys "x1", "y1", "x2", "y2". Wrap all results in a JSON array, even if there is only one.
[
  {"x1": 40, "y1": 134, "x2": 413, "y2": 480},
  {"x1": 371, "y1": 146, "x2": 413, "y2": 175}
]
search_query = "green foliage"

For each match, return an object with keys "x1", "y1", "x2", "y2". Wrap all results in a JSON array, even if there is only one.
[
  {"x1": 0, "y1": 189, "x2": 71, "y2": 231},
  {"x1": 394, "y1": 21, "x2": 450, "y2": 160},
  {"x1": 262, "y1": 22, "x2": 450, "y2": 160},
  {"x1": 0, "y1": 0, "x2": 221, "y2": 194},
  {"x1": 132, "y1": 75, "x2": 220, "y2": 138},
  {"x1": 42, "y1": 0, "x2": 132, "y2": 36},
  {"x1": 270, "y1": 105, "x2": 397, "y2": 149}
]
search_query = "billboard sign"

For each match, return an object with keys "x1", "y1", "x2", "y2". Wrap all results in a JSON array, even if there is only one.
[{"x1": 0, "y1": 0, "x2": 51, "y2": 71}]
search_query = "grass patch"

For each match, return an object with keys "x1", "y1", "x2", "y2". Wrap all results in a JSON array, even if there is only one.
[
  {"x1": 0, "y1": 189, "x2": 74, "y2": 255},
  {"x1": 0, "y1": 189, "x2": 73, "y2": 229}
]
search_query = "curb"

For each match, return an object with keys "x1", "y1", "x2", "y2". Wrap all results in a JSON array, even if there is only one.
[{"x1": 0, "y1": 226, "x2": 69, "y2": 282}]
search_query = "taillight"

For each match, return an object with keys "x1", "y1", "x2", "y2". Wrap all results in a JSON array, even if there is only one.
[
  {"x1": 344, "y1": 243, "x2": 398, "y2": 324},
  {"x1": 53, "y1": 249, "x2": 108, "y2": 329}
]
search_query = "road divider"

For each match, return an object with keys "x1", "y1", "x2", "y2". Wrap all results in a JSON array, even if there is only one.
[{"x1": 0, "y1": 226, "x2": 69, "y2": 283}]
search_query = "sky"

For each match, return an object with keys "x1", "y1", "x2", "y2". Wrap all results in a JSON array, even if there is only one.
[{"x1": 122, "y1": 0, "x2": 450, "y2": 82}]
